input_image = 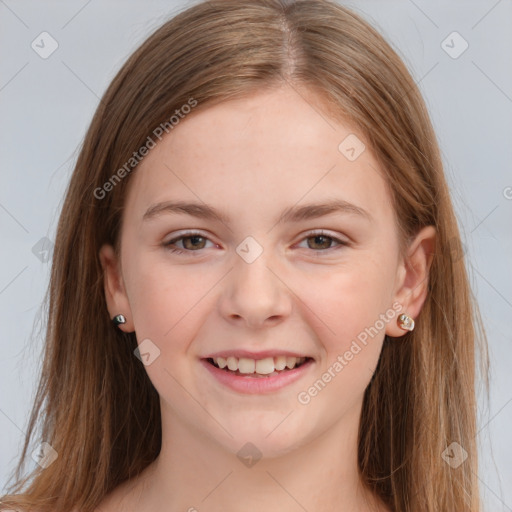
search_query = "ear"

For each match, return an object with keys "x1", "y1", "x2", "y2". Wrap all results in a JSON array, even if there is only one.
[
  {"x1": 99, "y1": 244, "x2": 135, "y2": 332},
  {"x1": 386, "y1": 226, "x2": 436, "y2": 337}
]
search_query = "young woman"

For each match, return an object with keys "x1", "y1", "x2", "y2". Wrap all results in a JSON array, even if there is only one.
[{"x1": 1, "y1": 1, "x2": 488, "y2": 511}]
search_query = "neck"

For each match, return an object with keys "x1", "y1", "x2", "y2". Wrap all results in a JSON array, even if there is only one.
[{"x1": 127, "y1": 401, "x2": 385, "y2": 512}]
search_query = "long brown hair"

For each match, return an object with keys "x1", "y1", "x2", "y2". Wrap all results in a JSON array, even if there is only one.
[{"x1": 1, "y1": 1, "x2": 488, "y2": 511}]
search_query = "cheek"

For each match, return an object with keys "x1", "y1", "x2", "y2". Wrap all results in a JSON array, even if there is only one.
[
  {"x1": 294, "y1": 261, "x2": 395, "y2": 415},
  {"x1": 123, "y1": 256, "x2": 219, "y2": 394},
  {"x1": 298, "y1": 251, "x2": 397, "y2": 361},
  {"x1": 124, "y1": 251, "x2": 213, "y2": 344}
]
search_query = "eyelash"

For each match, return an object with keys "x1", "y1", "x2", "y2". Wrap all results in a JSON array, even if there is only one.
[{"x1": 163, "y1": 230, "x2": 348, "y2": 255}]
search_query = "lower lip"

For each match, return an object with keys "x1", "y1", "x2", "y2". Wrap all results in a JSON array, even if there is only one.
[{"x1": 201, "y1": 359, "x2": 314, "y2": 394}]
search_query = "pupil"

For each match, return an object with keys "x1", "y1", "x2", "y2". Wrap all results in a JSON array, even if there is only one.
[
  {"x1": 184, "y1": 236, "x2": 205, "y2": 250},
  {"x1": 310, "y1": 235, "x2": 331, "y2": 250}
]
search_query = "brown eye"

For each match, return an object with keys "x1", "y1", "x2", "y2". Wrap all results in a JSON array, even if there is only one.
[
  {"x1": 181, "y1": 235, "x2": 207, "y2": 250},
  {"x1": 164, "y1": 232, "x2": 214, "y2": 254},
  {"x1": 306, "y1": 235, "x2": 335, "y2": 250},
  {"x1": 296, "y1": 231, "x2": 348, "y2": 253}
]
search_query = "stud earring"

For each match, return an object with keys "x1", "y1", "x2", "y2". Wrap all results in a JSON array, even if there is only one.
[
  {"x1": 397, "y1": 313, "x2": 415, "y2": 332},
  {"x1": 112, "y1": 314, "x2": 127, "y2": 327}
]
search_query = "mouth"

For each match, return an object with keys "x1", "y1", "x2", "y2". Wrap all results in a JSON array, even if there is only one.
[{"x1": 203, "y1": 355, "x2": 314, "y2": 378}]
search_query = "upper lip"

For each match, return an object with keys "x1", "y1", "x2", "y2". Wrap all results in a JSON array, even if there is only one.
[{"x1": 202, "y1": 350, "x2": 313, "y2": 360}]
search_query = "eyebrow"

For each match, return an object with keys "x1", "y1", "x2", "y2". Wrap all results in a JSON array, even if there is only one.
[{"x1": 142, "y1": 198, "x2": 372, "y2": 224}]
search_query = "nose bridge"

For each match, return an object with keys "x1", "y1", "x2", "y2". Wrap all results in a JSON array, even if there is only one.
[
  {"x1": 220, "y1": 236, "x2": 291, "y2": 326},
  {"x1": 233, "y1": 234, "x2": 275, "y2": 283}
]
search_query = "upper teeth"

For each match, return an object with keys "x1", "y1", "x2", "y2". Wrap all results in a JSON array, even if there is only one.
[{"x1": 213, "y1": 356, "x2": 306, "y2": 374}]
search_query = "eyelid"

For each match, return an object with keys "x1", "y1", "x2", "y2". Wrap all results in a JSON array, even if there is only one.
[
  {"x1": 164, "y1": 229, "x2": 212, "y2": 243},
  {"x1": 294, "y1": 229, "x2": 349, "y2": 250},
  {"x1": 163, "y1": 229, "x2": 349, "y2": 255},
  {"x1": 163, "y1": 230, "x2": 216, "y2": 252}
]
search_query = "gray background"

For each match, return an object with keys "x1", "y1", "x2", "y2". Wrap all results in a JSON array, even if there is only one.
[{"x1": 1, "y1": 0, "x2": 511, "y2": 509}]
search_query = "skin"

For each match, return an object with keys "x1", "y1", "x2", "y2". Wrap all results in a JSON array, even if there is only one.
[{"x1": 97, "y1": 84, "x2": 435, "y2": 512}]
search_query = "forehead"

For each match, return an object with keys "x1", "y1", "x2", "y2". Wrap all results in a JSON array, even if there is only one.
[{"x1": 125, "y1": 85, "x2": 393, "y2": 225}]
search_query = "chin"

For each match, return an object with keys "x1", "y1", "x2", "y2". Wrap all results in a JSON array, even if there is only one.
[{"x1": 210, "y1": 415, "x2": 311, "y2": 460}]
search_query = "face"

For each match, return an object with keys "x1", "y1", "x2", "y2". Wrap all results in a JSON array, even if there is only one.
[{"x1": 100, "y1": 84, "x2": 433, "y2": 458}]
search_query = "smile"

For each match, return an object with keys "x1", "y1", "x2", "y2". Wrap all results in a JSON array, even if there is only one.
[
  {"x1": 208, "y1": 355, "x2": 309, "y2": 376},
  {"x1": 201, "y1": 355, "x2": 315, "y2": 394}
]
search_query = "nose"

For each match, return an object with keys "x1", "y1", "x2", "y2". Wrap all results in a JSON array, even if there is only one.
[{"x1": 218, "y1": 248, "x2": 292, "y2": 329}]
